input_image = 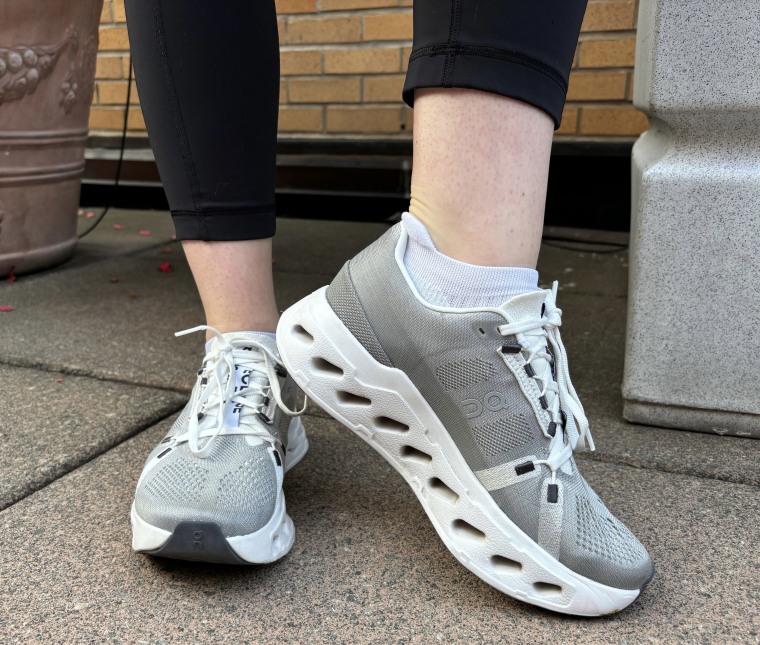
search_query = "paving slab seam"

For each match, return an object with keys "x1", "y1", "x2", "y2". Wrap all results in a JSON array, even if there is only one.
[
  {"x1": 0, "y1": 356, "x2": 194, "y2": 396},
  {"x1": 0, "y1": 402, "x2": 187, "y2": 513},
  {"x1": 576, "y1": 451, "x2": 759, "y2": 488}
]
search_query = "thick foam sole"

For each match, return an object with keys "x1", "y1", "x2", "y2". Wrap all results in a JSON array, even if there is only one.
[
  {"x1": 131, "y1": 417, "x2": 308, "y2": 565},
  {"x1": 277, "y1": 287, "x2": 640, "y2": 616}
]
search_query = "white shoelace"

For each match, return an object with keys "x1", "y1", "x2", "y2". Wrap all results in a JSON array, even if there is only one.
[
  {"x1": 497, "y1": 282, "x2": 595, "y2": 482},
  {"x1": 173, "y1": 325, "x2": 306, "y2": 458}
]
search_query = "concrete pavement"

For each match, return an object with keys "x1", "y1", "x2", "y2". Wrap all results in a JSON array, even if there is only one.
[{"x1": 0, "y1": 210, "x2": 756, "y2": 643}]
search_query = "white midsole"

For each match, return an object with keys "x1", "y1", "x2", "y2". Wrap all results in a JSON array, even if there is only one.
[
  {"x1": 131, "y1": 416, "x2": 307, "y2": 564},
  {"x1": 131, "y1": 489, "x2": 294, "y2": 564},
  {"x1": 276, "y1": 286, "x2": 639, "y2": 616},
  {"x1": 284, "y1": 416, "x2": 308, "y2": 472}
]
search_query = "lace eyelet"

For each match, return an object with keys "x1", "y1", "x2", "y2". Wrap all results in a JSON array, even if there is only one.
[{"x1": 500, "y1": 341, "x2": 522, "y2": 354}]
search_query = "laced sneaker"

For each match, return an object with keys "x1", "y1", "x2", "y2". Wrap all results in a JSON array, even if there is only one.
[
  {"x1": 277, "y1": 222, "x2": 654, "y2": 616},
  {"x1": 131, "y1": 327, "x2": 308, "y2": 564}
]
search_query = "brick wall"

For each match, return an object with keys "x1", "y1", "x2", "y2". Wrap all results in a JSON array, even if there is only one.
[{"x1": 92, "y1": 0, "x2": 647, "y2": 141}]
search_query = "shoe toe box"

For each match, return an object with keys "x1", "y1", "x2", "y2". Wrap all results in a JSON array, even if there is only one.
[
  {"x1": 134, "y1": 438, "x2": 278, "y2": 537},
  {"x1": 560, "y1": 485, "x2": 655, "y2": 591}
]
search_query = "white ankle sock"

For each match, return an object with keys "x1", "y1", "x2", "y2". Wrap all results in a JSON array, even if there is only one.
[
  {"x1": 205, "y1": 331, "x2": 276, "y2": 354},
  {"x1": 401, "y1": 212, "x2": 539, "y2": 308}
]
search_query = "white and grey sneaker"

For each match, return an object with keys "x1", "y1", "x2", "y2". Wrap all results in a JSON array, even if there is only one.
[
  {"x1": 131, "y1": 327, "x2": 308, "y2": 564},
  {"x1": 277, "y1": 222, "x2": 653, "y2": 616}
]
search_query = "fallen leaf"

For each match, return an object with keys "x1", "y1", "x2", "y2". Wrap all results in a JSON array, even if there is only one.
[
  {"x1": 85, "y1": 211, "x2": 96, "y2": 219},
  {"x1": 139, "y1": 230, "x2": 151, "y2": 236},
  {"x1": 55, "y1": 378, "x2": 64, "y2": 384},
  {"x1": 6, "y1": 267, "x2": 16, "y2": 283},
  {"x1": 110, "y1": 277, "x2": 120, "y2": 283},
  {"x1": 158, "y1": 261, "x2": 173, "y2": 273},
  {"x1": 128, "y1": 291, "x2": 139, "y2": 299},
  {"x1": 113, "y1": 224, "x2": 124, "y2": 230},
  {"x1": 0, "y1": 305, "x2": 15, "y2": 312},
  {"x1": 160, "y1": 246, "x2": 173, "y2": 254}
]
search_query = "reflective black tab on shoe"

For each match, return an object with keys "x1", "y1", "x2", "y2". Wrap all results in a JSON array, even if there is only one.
[
  {"x1": 515, "y1": 461, "x2": 535, "y2": 475},
  {"x1": 257, "y1": 412, "x2": 271, "y2": 424},
  {"x1": 501, "y1": 340, "x2": 522, "y2": 354}
]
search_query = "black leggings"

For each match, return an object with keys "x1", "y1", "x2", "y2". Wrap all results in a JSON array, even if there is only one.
[{"x1": 124, "y1": 0, "x2": 587, "y2": 242}]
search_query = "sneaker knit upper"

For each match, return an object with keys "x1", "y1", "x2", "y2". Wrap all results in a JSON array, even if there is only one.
[{"x1": 325, "y1": 223, "x2": 653, "y2": 590}]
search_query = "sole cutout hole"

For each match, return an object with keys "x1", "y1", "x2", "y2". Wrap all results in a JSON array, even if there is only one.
[
  {"x1": 452, "y1": 519, "x2": 487, "y2": 542},
  {"x1": 374, "y1": 416, "x2": 409, "y2": 434},
  {"x1": 311, "y1": 357, "x2": 343, "y2": 377},
  {"x1": 428, "y1": 477, "x2": 459, "y2": 503},
  {"x1": 336, "y1": 390, "x2": 372, "y2": 407},
  {"x1": 533, "y1": 581, "x2": 563, "y2": 596},
  {"x1": 400, "y1": 445, "x2": 433, "y2": 464},
  {"x1": 491, "y1": 555, "x2": 522, "y2": 574},
  {"x1": 292, "y1": 324, "x2": 314, "y2": 344}
]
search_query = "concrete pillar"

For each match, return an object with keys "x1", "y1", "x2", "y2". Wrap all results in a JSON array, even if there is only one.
[{"x1": 624, "y1": 0, "x2": 760, "y2": 438}]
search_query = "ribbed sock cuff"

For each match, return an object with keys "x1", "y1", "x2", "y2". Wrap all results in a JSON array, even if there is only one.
[{"x1": 401, "y1": 212, "x2": 539, "y2": 308}]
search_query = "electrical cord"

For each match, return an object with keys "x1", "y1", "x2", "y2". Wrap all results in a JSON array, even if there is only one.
[{"x1": 78, "y1": 55, "x2": 133, "y2": 239}]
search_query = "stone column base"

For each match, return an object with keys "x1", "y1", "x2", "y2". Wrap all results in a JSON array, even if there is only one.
[{"x1": 624, "y1": 401, "x2": 760, "y2": 439}]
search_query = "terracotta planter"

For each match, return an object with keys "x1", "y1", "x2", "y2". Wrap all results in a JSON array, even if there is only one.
[{"x1": 0, "y1": 0, "x2": 103, "y2": 277}]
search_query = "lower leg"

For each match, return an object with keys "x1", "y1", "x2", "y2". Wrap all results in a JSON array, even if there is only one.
[
  {"x1": 182, "y1": 239, "x2": 280, "y2": 338},
  {"x1": 409, "y1": 88, "x2": 554, "y2": 269},
  {"x1": 125, "y1": 0, "x2": 281, "y2": 340}
]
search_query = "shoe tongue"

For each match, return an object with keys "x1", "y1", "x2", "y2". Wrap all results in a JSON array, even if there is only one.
[
  {"x1": 497, "y1": 289, "x2": 547, "y2": 323},
  {"x1": 204, "y1": 332, "x2": 277, "y2": 430},
  {"x1": 498, "y1": 290, "x2": 553, "y2": 390},
  {"x1": 206, "y1": 331, "x2": 279, "y2": 356},
  {"x1": 224, "y1": 360, "x2": 265, "y2": 430}
]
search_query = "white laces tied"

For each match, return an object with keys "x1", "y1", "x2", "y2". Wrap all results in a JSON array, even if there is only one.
[
  {"x1": 173, "y1": 325, "x2": 306, "y2": 458},
  {"x1": 497, "y1": 282, "x2": 595, "y2": 480}
]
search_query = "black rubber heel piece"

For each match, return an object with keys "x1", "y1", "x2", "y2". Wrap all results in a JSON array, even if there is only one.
[{"x1": 147, "y1": 522, "x2": 250, "y2": 565}]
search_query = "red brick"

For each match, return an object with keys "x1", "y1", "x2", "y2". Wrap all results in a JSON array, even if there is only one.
[
  {"x1": 363, "y1": 75, "x2": 405, "y2": 102},
  {"x1": 288, "y1": 17, "x2": 361, "y2": 44},
  {"x1": 275, "y1": 0, "x2": 317, "y2": 14},
  {"x1": 582, "y1": 1, "x2": 637, "y2": 32},
  {"x1": 278, "y1": 106, "x2": 324, "y2": 131},
  {"x1": 363, "y1": 12, "x2": 413, "y2": 41},
  {"x1": 324, "y1": 47, "x2": 401, "y2": 73},
  {"x1": 567, "y1": 70, "x2": 628, "y2": 101},
  {"x1": 289, "y1": 77, "x2": 361, "y2": 103},
  {"x1": 281, "y1": 50, "x2": 322, "y2": 75},
  {"x1": 326, "y1": 106, "x2": 403, "y2": 132},
  {"x1": 579, "y1": 106, "x2": 649, "y2": 135},
  {"x1": 579, "y1": 37, "x2": 636, "y2": 68}
]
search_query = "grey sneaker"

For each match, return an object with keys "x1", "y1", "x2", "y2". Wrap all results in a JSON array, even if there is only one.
[
  {"x1": 277, "y1": 221, "x2": 653, "y2": 616},
  {"x1": 131, "y1": 328, "x2": 308, "y2": 564}
]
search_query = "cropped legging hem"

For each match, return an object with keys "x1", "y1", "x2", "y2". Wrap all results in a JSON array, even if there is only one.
[
  {"x1": 126, "y1": 0, "x2": 587, "y2": 242},
  {"x1": 172, "y1": 207, "x2": 277, "y2": 242},
  {"x1": 402, "y1": 47, "x2": 568, "y2": 129}
]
